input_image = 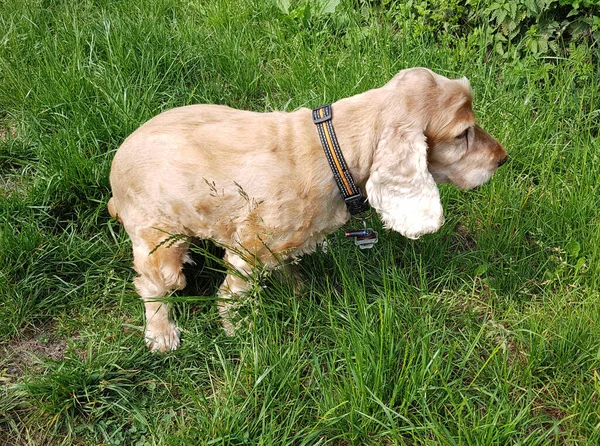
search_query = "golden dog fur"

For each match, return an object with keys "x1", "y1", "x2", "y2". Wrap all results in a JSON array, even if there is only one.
[{"x1": 109, "y1": 67, "x2": 507, "y2": 351}]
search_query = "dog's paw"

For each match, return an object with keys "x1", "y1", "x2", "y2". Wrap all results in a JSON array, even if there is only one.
[{"x1": 145, "y1": 322, "x2": 181, "y2": 352}]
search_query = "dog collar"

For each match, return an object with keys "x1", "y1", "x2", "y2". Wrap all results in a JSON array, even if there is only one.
[{"x1": 312, "y1": 104, "x2": 370, "y2": 216}]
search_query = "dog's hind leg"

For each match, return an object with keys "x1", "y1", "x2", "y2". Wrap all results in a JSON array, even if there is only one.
[{"x1": 131, "y1": 227, "x2": 189, "y2": 352}]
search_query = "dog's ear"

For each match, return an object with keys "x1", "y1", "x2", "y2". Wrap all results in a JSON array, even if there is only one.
[{"x1": 366, "y1": 128, "x2": 444, "y2": 239}]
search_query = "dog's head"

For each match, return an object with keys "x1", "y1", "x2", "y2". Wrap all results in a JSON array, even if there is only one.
[
  {"x1": 422, "y1": 73, "x2": 507, "y2": 190},
  {"x1": 365, "y1": 68, "x2": 507, "y2": 239}
]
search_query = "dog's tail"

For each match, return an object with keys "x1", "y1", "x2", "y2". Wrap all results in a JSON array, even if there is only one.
[{"x1": 107, "y1": 197, "x2": 122, "y2": 223}]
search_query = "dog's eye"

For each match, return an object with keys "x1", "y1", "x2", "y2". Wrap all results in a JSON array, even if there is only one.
[{"x1": 456, "y1": 128, "x2": 469, "y2": 140}]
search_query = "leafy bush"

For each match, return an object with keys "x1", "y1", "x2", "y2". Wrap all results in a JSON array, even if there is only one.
[
  {"x1": 383, "y1": 0, "x2": 468, "y2": 33},
  {"x1": 474, "y1": 0, "x2": 600, "y2": 56},
  {"x1": 374, "y1": 0, "x2": 600, "y2": 57}
]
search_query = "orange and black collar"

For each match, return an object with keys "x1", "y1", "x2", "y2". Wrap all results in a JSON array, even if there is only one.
[{"x1": 312, "y1": 104, "x2": 370, "y2": 216}]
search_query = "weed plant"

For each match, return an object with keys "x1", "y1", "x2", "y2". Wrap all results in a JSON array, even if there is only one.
[{"x1": 1, "y1": 0, "x2": 599, "y2": 444}]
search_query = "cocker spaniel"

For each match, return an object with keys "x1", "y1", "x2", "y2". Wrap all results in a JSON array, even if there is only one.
[{"x1": 109, "y1": 67, "x2": 507, "y2": 351}]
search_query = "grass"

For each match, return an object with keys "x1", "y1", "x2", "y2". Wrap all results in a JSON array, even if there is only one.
[{"x1": 1, "y1": 0, "x2": 599, "y2": 444}]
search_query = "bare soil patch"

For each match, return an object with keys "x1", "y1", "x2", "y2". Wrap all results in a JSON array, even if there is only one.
[{"x1": 1, "y1": 329, "x2": 67, "y2": 383}]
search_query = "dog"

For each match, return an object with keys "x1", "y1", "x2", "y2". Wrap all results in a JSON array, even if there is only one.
[{"x1": 108, "y1": 67, "x2": 507, "y2": 351}]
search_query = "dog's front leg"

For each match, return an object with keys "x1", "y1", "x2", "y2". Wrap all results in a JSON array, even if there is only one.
[{"x1": 217, "y1": 250, "x2": 254, "y2": 336}]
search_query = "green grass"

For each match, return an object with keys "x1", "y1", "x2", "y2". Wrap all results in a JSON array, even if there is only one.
[{"x1": 1, "y1": 0, "x2": 599, "y2": 444}]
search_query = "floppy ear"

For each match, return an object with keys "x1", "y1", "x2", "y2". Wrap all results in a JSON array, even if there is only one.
[{"x1": 366, "y1": 128, "x2": 444, "y2": 239}]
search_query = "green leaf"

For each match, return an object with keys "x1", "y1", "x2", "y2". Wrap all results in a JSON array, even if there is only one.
[
  {"x1": 575, "y1": 257, "x2": 586, "y2": 272},
  {"x1": 275, "y1": 0, "x2": 290, "y2": 14},
  {"x1": 321, "y1": 0, "x2": 341, "y2": 14},
  {"x1": 303, "y1": 2, "x2": 312, "y2": 23},
  {"x1": 474, "y1": 264, "x2": 489, "y2": 276},
  {"x1": 493, "y1": 8, "x2": 508, "y2": 25},
  {"x1": 494, "y1": 40, "x2": 506, "y2": 54},
  {"x1": 528, "y1": 38, "x2": 538, "y2": 53},
  {"x1": 525, "y1": 0, "x2": 538, "y2": 14},
  {"x1": 565, "y1": 240, "x2": 581, "y2": 258}
]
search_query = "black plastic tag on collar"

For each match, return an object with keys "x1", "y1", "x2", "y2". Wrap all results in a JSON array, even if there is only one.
[{"x1": 345, "y1": 194, "x2": 370, "y2": 216}]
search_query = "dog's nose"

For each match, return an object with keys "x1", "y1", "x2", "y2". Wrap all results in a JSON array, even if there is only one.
[{"x1": 498, "y1": 155, "x2": 508, "y2": 167}]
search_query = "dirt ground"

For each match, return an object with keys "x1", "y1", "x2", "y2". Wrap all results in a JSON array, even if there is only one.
[{"x1": 1, "y1": 329, "x2": 67, "y2": 383}]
